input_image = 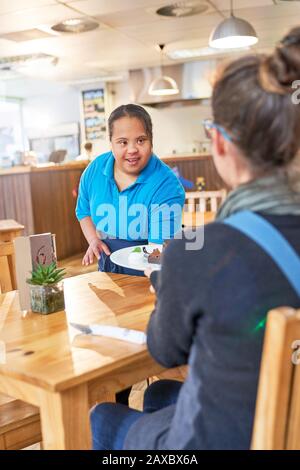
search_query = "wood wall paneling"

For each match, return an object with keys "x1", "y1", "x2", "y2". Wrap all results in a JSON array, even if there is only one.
[
  {"x1": 30, "y1": 169, "x2": 87, "y2": 260},
  {"x1": 0, "y1": 174, "x2": 34, "y2": 235},
  {"x1": 162, "y1": 156, "x2": 226, "y2": 190}
]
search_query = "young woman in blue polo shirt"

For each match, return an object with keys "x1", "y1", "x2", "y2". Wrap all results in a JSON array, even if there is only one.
[
  {"x1": 76, "y1": 104, "x2": 185, "y2": 275},
  {"x1": 76, "y1": 104, "x2": 185, "y2": 406}
]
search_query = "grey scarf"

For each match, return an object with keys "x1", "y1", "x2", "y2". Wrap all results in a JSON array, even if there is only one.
[{"x1": 216, "y1": 172, "x2": 300, "y2": 220}]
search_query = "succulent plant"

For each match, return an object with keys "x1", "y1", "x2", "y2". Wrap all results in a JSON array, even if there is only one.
[{"x1": 27, "y1": 262, "x2": 66, "y2": 286}]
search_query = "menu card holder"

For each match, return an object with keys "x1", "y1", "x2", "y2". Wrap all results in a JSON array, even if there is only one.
[{"x1": 14, "y1": 233, "x2": 57, "y2": 310}]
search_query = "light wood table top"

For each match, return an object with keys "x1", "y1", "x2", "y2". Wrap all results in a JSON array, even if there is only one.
[
  {"x1": 0, "y1": 220, "x2": 24, "y2": 290},
  {"x1": 0, "y1": 272, "x2": 163, "y2": 449},
  {"x1": 0, "y1": 219, "x2": 24, "y2": 234}
]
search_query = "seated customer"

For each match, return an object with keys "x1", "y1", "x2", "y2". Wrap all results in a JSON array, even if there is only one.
[
  {"x1": 76, "y1": 141, "x2": 94, "y2": 161},
  {"x1": 90, "y1": 27, "x2": 300, "y2": 450}
]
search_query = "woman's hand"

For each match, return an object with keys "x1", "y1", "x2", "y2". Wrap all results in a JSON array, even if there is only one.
[
  {"x1": 82, "y1": 237, "x2": 111, "y2": 266},
  {"x1": 144, "y1": 267, "x2": 156, "y2": 293}
]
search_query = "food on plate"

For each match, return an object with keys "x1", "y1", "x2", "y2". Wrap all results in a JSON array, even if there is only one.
[
  {"x1": 128, "y1": 242, "x2": 170, "y2": 266},
  {"x1": 128, "y1": 246, "x2": 144, "y2": 264},
  {"x1": 143, "y1": 247, "x2": 162, "y2": 264},
  {"x1": 143, "y1": 241, "x2": 170, "y2": 265}
]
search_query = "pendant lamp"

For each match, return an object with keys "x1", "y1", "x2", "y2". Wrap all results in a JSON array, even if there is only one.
[
  {"x1": 148, "y1": 44, "x2": 179, "y2": 96},
  {"x1": 209, "y1": 0, "x2": 258, "y2": 49}
]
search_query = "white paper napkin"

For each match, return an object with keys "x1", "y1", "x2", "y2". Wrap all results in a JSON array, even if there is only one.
[{"x1": 71, "y1": 322, "x2": 147, "y2": 345}]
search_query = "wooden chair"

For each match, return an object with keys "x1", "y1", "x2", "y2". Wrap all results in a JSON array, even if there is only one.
[
  {"x1": 0, "y1": 395, "x2": 41, "y2": 450},
  {"x1": 185, "y1": 189, "x2": 227, "y2": 213},
  {"x1": 0, "y1": 241, "x2": 42, "y2": 449},
  {"x1": 251, "y1": 307, "x2": 300, "y2": 450},
  {"x1": 151, "y1": 307, "x2": 300, "y2": 448},
  {"x1": 0, "y1": 241, "x2": 15, "y2": 293}
]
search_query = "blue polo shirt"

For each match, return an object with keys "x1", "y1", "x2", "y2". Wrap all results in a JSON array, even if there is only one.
[{"x1": 76, "y1": 151, "x2": 185, "y2": 243}]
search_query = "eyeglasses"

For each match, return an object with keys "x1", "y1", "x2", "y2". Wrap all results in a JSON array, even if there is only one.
[{"x1": 202, "y1": 119, "x2": 233, "y2": 142}]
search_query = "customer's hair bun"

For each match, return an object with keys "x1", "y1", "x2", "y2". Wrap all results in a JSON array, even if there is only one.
[{"x1": 259, "y1": 26, "x2": 300, "y2": 94}]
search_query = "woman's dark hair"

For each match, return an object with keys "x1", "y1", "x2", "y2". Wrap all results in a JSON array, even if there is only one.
[
  {"x1": 108, "y1": 104, "x2": 153, "y2": 144},
  {"x1": 212, "y1": 26, "x2": 300, "y2": 171}
]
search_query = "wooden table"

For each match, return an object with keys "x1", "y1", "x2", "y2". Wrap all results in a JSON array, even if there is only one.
[
  {"x1": 0, "y1": 219, "x2": 24, "y2": 243},
  {"x1": 0, "y1": 272, "x2": 164, "y2": 449},
  {"x1": 0, "y1": 220, "x2": 24, "y2": 290}
]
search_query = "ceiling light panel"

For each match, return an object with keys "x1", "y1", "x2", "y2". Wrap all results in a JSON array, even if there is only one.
[
  {"x1": 0, "y1": 28, "x2": 56, "y2": 42},
  {"x1": 167, "y1": 45, "x2": 250, "y2": 59},
  {"x1": 0, "y1": 53, "x2": 58, "y2": 70}
]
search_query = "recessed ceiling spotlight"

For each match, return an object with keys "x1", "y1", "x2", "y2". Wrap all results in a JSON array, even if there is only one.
[
  {"x1": 52, "y1": 18, "x2": 99, "y2": 33},
  {"x1": 156, "y1": 1, "x2": 208, "y2": 17},
  {"x1": 63, "y1": 19, "x2": 83, "y2": 27}
]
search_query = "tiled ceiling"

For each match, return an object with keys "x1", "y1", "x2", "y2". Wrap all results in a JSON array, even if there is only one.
[{"x1": 0, "y1": 0, "x2": 299, "y2": 81}]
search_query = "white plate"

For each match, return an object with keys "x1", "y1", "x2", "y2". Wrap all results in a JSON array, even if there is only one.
[{"x1": 110, "y1": 245, "x2": 162, "y2": 272}]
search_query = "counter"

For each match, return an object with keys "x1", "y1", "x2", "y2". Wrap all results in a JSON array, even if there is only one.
[
  {"x1": 0, "y1": 161, "x2": 87, "y2": 176},
  {"x1": 161, "y1": 153, "x2": 211, "y2": 160},
  {"x1": 0, "y1": 162, "x2": 88, "y2": 260}
]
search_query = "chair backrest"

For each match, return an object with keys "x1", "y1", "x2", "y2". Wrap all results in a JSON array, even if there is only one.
[
  {"x1": 0, "y1": 241, "x2": 14, "y2": 293},
  {"x1": 251, "y1": 307, "x2": 300, "y2": 450},
  {"x1": 185, "y1": 189, "x2": 227, "y2": 213}
]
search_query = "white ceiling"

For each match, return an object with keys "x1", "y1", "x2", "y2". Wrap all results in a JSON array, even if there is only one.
[{"x1": 0, "y1": 0, "x2": 299, "y2": 83}]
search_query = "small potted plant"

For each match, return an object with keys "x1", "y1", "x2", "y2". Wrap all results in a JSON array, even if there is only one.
[{"x1": 27, "y1": 262, "x2": 66, "y2": 314}]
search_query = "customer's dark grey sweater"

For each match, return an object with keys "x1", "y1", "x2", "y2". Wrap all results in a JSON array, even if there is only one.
[{"x1": 124, "y1": 214, "x2": 300, "y2": 450}]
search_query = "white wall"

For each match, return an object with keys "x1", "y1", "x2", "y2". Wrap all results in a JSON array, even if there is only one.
[
  {"x1": 3, "y1": 77, "x2": 81, "y2": 132},
  {"x1": 3, "y1": 77, "x2": 109, "y2": 159},
  {"x1": 111, "y1": 79, "x2": 212, "y2": 157},
  {"x1": 22, "y1": 85, "x2": 80, "y2": 134},
  {"x1": 2, "y1": 75, "x2": 212, "y2": 162},
  {"x1": 144, "y1": 104, "x2": 211, "y2": 157}
]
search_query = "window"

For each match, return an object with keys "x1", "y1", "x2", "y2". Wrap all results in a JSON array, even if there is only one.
[{"x1": 0, "y1": 98, "x2": 25, "y2": 166}]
